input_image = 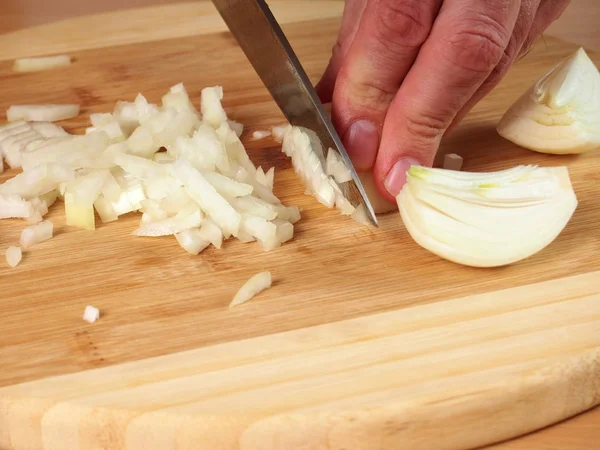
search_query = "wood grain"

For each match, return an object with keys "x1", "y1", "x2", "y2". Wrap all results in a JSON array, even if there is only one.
[
  {"x1": 1, "y1": 271, "x2": 599, "y2": 450},
  {"x1": 0, "y1": 3, "x2": 599, "y2": 450}
]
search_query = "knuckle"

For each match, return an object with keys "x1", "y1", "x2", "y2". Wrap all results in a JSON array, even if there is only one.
[
  {"x1": 487, "y1": 41, "x2": 516, "y2": 84},
  {"x1": 402, "y1": 110, "x2": 447, "y2": 142},
  {"x1": 442, "y1": 15, "x2": 510, "y2": 74},
  {"x1": 344, "y1": 79, "x2": 396, "y2": 114},
  {"x1": 373, "y1": 0, "x2": 436, "y2": 51}
]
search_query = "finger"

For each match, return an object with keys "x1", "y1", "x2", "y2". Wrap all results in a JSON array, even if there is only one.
[
  {"x1": 375, "y1": 0, "x2": 521, "y2": 201},
  {"x1": 524, "y1": 0, "x2": 571, "y2": 49},
  {"x1": 331, "y1": 0, "x2": 442, "y2": 171},
  {"x1": 447, "y1": 0, "x2": 541, "y2": 133},
  {"x1": 315, "y1": 0, "x2": 368, "y2": 103}
]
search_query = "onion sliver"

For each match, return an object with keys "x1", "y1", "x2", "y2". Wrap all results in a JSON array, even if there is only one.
[
  {"x1": 7, "y1": 105, "x2": 80, "y2": 122},
  {"x1": 12, "y1": 55, "x2": 71, "y2": 73},
  {"x1": 229, "y1": 271, "x2": 272, "y2": 308}
]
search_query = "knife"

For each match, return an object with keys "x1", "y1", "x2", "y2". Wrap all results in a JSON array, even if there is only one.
[{"x1": 211, "y1": 0, "x2": 379, "y2": 227}]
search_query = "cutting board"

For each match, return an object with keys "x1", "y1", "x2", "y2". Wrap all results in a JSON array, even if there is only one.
[{"x1": 0, "y1": 2, "x2": 599, "y2": 449}]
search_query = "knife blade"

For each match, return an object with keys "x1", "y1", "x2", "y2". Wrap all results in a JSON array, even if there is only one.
[{"x1": 211, "y1": 0, "x2": 379, "y2": 227}]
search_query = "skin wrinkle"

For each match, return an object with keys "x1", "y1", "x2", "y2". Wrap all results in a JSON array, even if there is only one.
[{"x1": 316, "y1": 0, "x2": 571, "y2": 201}]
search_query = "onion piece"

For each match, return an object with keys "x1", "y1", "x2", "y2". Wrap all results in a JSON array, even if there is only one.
[
  {"x1": 7, "y1": 104, "x2": 80, "y2": 122},
  {"x1": 201, "y1": 86, "x2": 228, "y2": 129},
  {"x1": 252, "y1": 130, "x2": 271, "y2": 140},
  {"x1": 173, "y1": 159, "x2": 241, "y2": 237},
  {"x1": 0, "y1": 194, "x2": 35, "y2": 219},
  {"x1": 94, "y1": 195, "x2": 118, "y2": 223},
  {"x1": 175, "y1": 228, "x2": 210, "y2": 255},
  {"x1": 20, "y1": 220, "x2": 53, "y2": 248},
  {"x1": 230, "y1": 196, "x2": 277, "y2": 220},
  {"x1": 228, "y1": 120, "x2": 244, "y2": 137},
  {"x1": 192, "y1": 124, "x2": 230, "y2": 172},
  {"x1": 242, "y1": 215, "x2": 277, "y2": 243},
  {"x1": 497, "y1": 47, "x2": 600, "y2": 154},
  {"x1": 202, "y1": 171, "x2": 253, "y2": 198},
  {"x1": 83, "y1": 305, "x2": 100, "y2": 324},
  {"x1": 326, "y1": 149, "x2": 352, "y2": 183},
  {"x1": 12, "y1": 55, "x2": 71, "y2": 73},
  {"x1": 5, "y1": 246, "x2": 22, "y2": 268},
  {"x1": 133, "y1": 204, "x2": 203, "y2": 237},
  {"x1": 229, "y1": 271, "x2": 272, "y2": 308},
  {"x1": 397, "y1": 165, "x2": 578, "y2": 267},
  {"x1": 198, "y1": 218, "x2": 223, "y2": 248},
  {"x1": 272, "y1": 124, "x2": 290, "y2": 142}
]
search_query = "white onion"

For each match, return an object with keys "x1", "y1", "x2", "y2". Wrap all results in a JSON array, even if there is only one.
[
  {"x1": 229, "y1": 271, "x2": 272, "y2": 307},
  {"x1": 0, "y1": 195, "x2": 35, "y2": 219},
  {"x1": 397, "y1": 165, "x2": 578, "y2": 267},
  {"x1": 228, "y1": 120, "x2": 244, "y2": 137},
  {"x1": 326, "y1": 149, "x2": 352, "y2": 183},
  {"x1": 0, "y1": 83, "x2": 303, "y2": 269},
  {"x1": 272, "y1": 124, "x2": 290, "y2": 142},
  {"x1": 198, "y1": 218, "x2": 223, "y2": 248},
  {"x1": 5, "y1": 246, "x2": 22, "y2": 268},
  {"x1": 201, "y1": 86, "x2": 228, "y2": 128},
  {"x1": 202, "y1": 171, "x2": 253, "y2": 198},
  {"x1": 20, "y1": 220, "x2": 53, "y2": 248},
  {"x1": 133, "y1": 205, "x2": 203, "y2": 237},
  {"x1": 243, "y1": 214, "x2": 277, "y2": 242},
  {"x1": 252, "y1": 130, "x2": 271, "y2": 140},
  {"x1": 7, "y1": 104, "x2": 80, "y2": 122},
  {"x1": 173, "y1": 159, "x2": 241, "y2": 237},
  {"x1": 175, "y1": 228, "x2": 210, "y2": 255},
  {"x1": 12, "y1": 55, "x2": 71, "y2": 73},
  {"x1": 83, "y1": 305, "x2": 100, "y2": 323}
]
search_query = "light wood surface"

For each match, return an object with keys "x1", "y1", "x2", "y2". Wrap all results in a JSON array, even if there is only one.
[
  {"x1": 1, "y1": 272, "x2": 599, "y2": 450},
  {"x1": 0, "y1": 2, "x2": 599, "y2": 449}
]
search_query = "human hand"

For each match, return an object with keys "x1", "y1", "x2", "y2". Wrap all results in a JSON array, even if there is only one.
[{"x1": 316, "y1": 0, "x2": 571, "y2": 203}]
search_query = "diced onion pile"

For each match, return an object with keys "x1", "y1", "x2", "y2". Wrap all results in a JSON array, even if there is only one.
[{"x1": 0, "y1": 83, "x2": 302, "y2": 258}]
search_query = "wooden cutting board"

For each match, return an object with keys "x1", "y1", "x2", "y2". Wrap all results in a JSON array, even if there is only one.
[{"x1": 0, "y1": 2, "x2": 599, "y2": 449}]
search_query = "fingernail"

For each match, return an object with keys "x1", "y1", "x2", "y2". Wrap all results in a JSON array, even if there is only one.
[
  {"x1": 384, "y1": 158, "x2": 421, "y2": 197},
  {"x1": 343, "y1": 120, "x2": 379, "y2": 170}
]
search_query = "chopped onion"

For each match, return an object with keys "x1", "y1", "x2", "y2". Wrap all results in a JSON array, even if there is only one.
[
  {"x1": 12, "y1": 55, "x2": 71, "y2": 73},
  {"x1": 252, "y1": 130, "x2": 271, "y2": 140},
  {"x1": 5, "y1": 246, "x2": 22, "y2": 268},
  {"x1": 20, "y1": 220, "x2": 53, "y2": 248},
  {"x1": 272, "y1": 124, "x2": 290, "y2": 142},
  {"x1": 7, "y1": 104, "x2": 80, "y2": 122},
  {"x1": 229, "y1": 271, "x2": 272, "y2": 307},
  {"x1": 133, "y1": 205, "x2": 203, "y2": 237},
  {"x1": 228, "y1": 120, "x2": 244, "y2": 137},
  {"x1": 443, "y1": 153, "x2": 464, "y2": 171},
  {"x1": 201, "y1": 86, "x2": 228, "y2": 128},
  {"x1": 326, "y1": 149, "x2": 352, "y2": 183},
  {"x1": 83, "y1": 305, "x2": 100, "y2": 324},
  {"x1": 202, "y1": 171, "x2": 253, "y2": 197},
  {"x1": 198, "y1": 218, "x2": 223, "y2": 248},
  {"x1": 173, "y1": 159, "x2": 241, "y2": 237},
  {"x1": 0, "y1": 194, "x2": 35, "y2": 219},
  {"x1": 175, "y1": 228, "x2": 210, "y2": 254},
  {"x1": 0, "y1": 83, "x2": 303, "y2": 268}
]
